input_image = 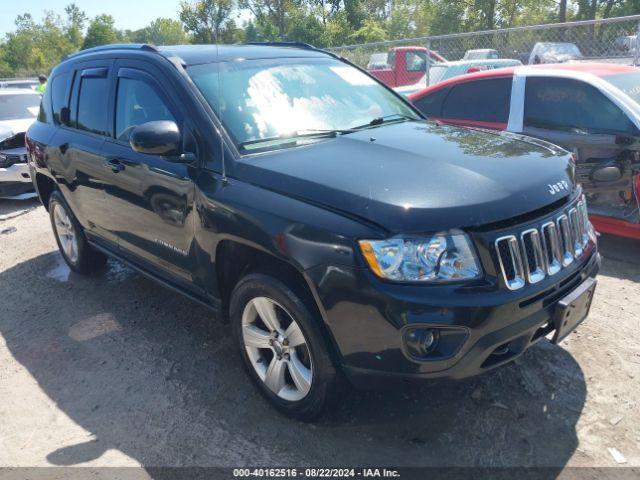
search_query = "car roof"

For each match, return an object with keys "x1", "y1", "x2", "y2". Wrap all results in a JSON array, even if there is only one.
[
  {"x1": 158, "y1": 44, "x2": 333, "y2": 65},
  {"x1": 528, "y1": 62, "x2": 637, "y2": 76},
  {"x1": 408, "y1": 62, "x2": 638, "y2": 100}
]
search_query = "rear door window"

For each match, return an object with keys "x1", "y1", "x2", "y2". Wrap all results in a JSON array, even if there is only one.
[
  {"x1": 441, "y1": 77, "x2": 512, "y2": 123},
  {"x1": 524, "y1": 77, "x2": 638, "y2": 135},
  {"x1": 75, "y1": 68, "x2": 110, "y2": 136}
]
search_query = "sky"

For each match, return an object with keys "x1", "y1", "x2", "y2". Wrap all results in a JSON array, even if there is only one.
[{"x1": 0, "y1": 0, "x2": 182, "y2": 38}]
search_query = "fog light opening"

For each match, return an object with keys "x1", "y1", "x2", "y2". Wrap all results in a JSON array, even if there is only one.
[
  {"x1": 404, "y1": 328, "x2": 440, "y2": 359},
  {"x1": 493, "y1": 342, "x2": 510, "y2": 356}
]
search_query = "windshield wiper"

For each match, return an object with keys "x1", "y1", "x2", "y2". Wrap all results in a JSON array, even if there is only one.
[
  {"x1": 238, "y1": 129, "x2": 353, "y2": 151},
  {"x1": 347, "y1": 113, "x2": 420, "y2": 131},
  {"x1": 367, "y1": 113, "x2": 420, "y2": 127}
]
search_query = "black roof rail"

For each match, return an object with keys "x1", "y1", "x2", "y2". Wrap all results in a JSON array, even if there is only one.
[
  {"x1": 245, "y1": 41, "x2": 317, "y2": 50},
  {"x1": 64, "y1": 43, "x2": 158, "y2": 60}
]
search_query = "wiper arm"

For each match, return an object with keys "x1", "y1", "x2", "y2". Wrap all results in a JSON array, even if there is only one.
[
  {"x1": 367, "y1": 113, "x2": 419, "y2": 127},
  {"x1": 347, "y1": 114, "x2": 420, "y2": 131},
  {"x1": 238, "y1": 129, "x2": 353, "y2": 151}
]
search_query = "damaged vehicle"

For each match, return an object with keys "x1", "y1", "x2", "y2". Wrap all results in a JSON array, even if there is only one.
[
  {"x1": 0, "y1": 89, "x2": 41, "y2": 198},
  {"x1": 27, "y1": 44, "x2": 599, "y2": 419},
  {"x1": 409, "y1": 63, "x2": 640, "y2": 240}
]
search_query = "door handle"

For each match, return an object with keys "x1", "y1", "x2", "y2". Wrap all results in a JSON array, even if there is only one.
[{"x1": 103, "y1": 158, "x2": 125, "y2": 173}]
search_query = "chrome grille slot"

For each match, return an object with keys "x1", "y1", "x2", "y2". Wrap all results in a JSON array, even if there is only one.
[
  {"x1": 578, "y1": 197, "x2": 590, "y2": 245},
  {"x1": 493, "y1": 197, "x2": 592, "y2": 290},
  {"x1": 495, "y1": 236, "x2": 525, "y2": 291},
  {"x1": 557, "y1": 215, "x2": 574, "y2": 267},
  {"x1": 541, "y1": 221, "x2": 562, "y2": 276},
  {"x1": 568, "y1": 208, "x2": 583, "y2": 257},
  {"x1": 520, "y1": 229, "x2": 546, "y2": 284}
]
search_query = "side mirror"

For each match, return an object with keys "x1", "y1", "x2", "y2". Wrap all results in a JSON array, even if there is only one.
[{"x1": 130, "y1": 120, "x2": 183, "y2": 157}]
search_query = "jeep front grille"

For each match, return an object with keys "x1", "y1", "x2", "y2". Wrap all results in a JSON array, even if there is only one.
[{"x1": 495, "y1": 195, "x2": 591, "y2": 290}]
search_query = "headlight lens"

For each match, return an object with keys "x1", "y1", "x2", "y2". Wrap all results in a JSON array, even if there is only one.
[{"x1": 359, "y1": 231, "x2": 482, "y2": 282}]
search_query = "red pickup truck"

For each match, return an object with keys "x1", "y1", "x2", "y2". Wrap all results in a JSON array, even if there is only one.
[{"x1": 367, "y1": 46, "x2": 445, "y2": 87}]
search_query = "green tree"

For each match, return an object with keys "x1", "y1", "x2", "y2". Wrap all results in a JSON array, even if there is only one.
[
  {"x1": 243, "y1": 20, "x2": 260, "y2": 41},
  {"x1": 241, "y1": 0, "x2": 298, "y2": 40},
  {"x1": 83, "y1": 14, "x2": 120, "y2": 49},
  {"x1": 133, "y1": 18, "x2": 189, "y2": 45},
  {"x1": 3, "y1": 11, "x2": 73, "y2": 76},
  {"x1": 64, "y1": 3, "x2": 87, "y2": 50},
  {"x1": 348, "y1": 18, "x2": 386, "y2": 42},
  {"x1": 180, "y1": 0, "x2": 236, "y2": 43},
  {"x1": 323, "y1": 11, "x2": 354, "y2": 46},
  {"x1": 287, "y1": 10, "x2": 326, "y2": 46}
]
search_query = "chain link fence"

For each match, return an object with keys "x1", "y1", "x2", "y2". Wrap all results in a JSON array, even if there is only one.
[{"x1": 330, "y1": 15, "x2": 640, "y2": 90}]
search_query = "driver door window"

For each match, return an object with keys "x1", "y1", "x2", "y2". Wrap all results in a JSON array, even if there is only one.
[
  {"x1": 115, "y1": 77, "x2": 176, "y2": 142},
  {"x1": 524, "y1": 77, "x2": 638, "y2": 135}
]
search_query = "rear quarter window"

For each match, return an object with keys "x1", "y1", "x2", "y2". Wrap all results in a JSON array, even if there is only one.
[
  {"x1": 51, "y1": 72, "x2": 72, "y2": 125},
  {"x1": 441, "y1": 77, "x2": 512, "y2": 123},
  {"x1": 412, "y1": 87, "x2": 449, "y2": 117}
]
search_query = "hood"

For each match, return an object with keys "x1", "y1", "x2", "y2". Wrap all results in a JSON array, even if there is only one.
[
  {"x1": 235, "y1": 121, "x2": 575, "y2": 234},
  {"x1": 0, "y1": 118, "x2": 35, "y2": 139}
]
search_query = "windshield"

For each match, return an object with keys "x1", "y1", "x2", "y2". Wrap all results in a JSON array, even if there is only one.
[
  {"x1": 187, "y1": 57, "x2": 420, "y2": 153},
  {"x1": 606, "y1": 72, "x2": 640, "y2": 104},
  {"x1": 541, "y1": 43, "x2": 582, "y2": 57},
  {"x1": 0, "y1": 94, "x2": 40, "y2": 121}
]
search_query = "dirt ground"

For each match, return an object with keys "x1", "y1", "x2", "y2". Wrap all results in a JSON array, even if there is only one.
[{"x1": 1, "y1": 197, "x2": 639, "y2": 474}]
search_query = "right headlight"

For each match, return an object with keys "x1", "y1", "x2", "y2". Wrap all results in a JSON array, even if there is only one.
[{"x1": 358, "y1": 230, "x2": 482, "y2": 283}]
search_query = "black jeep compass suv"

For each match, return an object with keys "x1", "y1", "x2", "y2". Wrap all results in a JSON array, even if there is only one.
[{"x1": 26, "y1": 43, "x2": 600, "y2": 419}]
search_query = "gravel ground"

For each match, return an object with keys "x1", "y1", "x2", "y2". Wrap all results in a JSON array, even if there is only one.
[{"x1": 0, "y1": 198, "x2": 639, "y2": 473}]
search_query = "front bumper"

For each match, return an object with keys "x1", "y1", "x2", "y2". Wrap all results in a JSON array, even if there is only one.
[
  {"x1": 307, "y1": 244, "x2": 600, "y2": 389},
  {"x1": 0, "y1": 163, "x2": 33, "y2": 198}
]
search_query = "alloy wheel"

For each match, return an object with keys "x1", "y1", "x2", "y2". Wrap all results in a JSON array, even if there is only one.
[
  {"x1": 241, "y1": 296, "x2": 313, "y2": 401},
  {"x1": 53, "y1": 203, "x2": 79, "y2": 264}
]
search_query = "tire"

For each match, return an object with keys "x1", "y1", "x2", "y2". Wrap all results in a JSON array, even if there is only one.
[
  {"x1": 230, "y1": 273, "x2": 339, "y2": 421},
  {"x1": 49, "y1": 190, "x2": 107, "y2": 274}
]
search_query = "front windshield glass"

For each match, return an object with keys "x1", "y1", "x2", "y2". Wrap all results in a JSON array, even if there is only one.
[
  {"x1": 188, "y1": 57, "x2": 420, "y2": 153},
  {"x1": 542, "y1": 43, "x2": 582, "y2": 57},
  {"x1": 0, "y1": 94, "x2": 40, "y2": 120},
  {"x1": 605, "y1": 72, "x2": 640, "y2": 104}
]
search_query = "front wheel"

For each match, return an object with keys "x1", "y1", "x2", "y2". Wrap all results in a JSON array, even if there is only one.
[
  {"x1": 230, "y1": 273, "x2": 339, "y2": 420},
  {"x1": 49, "y1": 191, "x2": 107, "y2": 274}
]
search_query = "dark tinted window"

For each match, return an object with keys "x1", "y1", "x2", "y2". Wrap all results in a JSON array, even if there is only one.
[
  {"x1": 115, "y1": 78, "x2": 175, "y2": 141},
  {"x1": 77, "y1": 75, "x2": 109, "y2": 136},
  {"x1": 51, "y1": 72, "x2": 71, "y2": 124},
  {"x1": 441, "y1": 77, "x2": 512, "y2": 123},
  {"x1": 413, "y1": 87, "x2": 449, "y2": 117},
  {"x1": 38, "y1": 84, "x2": 52, "y2": 123},
  {"x1": 524, "y1": 77, "x2": 637, "y2": 135}
]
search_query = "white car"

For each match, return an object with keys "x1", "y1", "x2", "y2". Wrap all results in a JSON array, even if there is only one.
[
  {"x1": 463, "y1": 49, "x2": 500, "y2": 60},
  {"x1": 529, "y1": 42, "x2": 583, "y2": 64},
  {"x1": 0, "y1": 89, "x2": 41, "y2": 199}
]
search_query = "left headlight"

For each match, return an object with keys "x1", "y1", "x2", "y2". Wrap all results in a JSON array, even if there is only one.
[{"x1": 358, "y1": 230, "x2": 482, "y2": 283}]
